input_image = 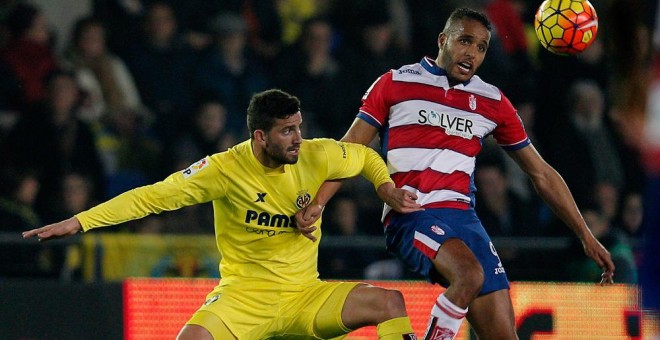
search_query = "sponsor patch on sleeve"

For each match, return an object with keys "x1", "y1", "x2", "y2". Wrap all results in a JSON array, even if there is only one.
[{"x1": 182, "y1": 157, "x2": 209, "y2": 179}]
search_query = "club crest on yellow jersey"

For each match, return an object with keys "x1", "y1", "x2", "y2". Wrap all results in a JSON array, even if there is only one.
[{"x1": 295, "y1": 190, "x2": 311, "y2": 209}]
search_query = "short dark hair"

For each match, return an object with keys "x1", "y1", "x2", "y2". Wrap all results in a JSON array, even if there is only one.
[
  {"x1": 443, "y1": 7, "x2": 492, "y2": 33},
  {"x1": 246, "y1": 89, "x2": 301, "y2": 138}
]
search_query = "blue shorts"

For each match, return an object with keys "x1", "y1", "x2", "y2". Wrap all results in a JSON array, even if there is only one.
[{"x1": 385, "y1": 208, "x2": 510, "y2": 295}]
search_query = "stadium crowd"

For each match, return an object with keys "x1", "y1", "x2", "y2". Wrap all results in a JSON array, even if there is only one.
[{"x1": 0, "y1": 0, "x2": 654, "y2": 284}]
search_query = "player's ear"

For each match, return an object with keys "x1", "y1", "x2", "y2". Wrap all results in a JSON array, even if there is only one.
[
  {"x1": 438, "y1": 32, "x2": 447, "y2": 49},
  {"x1": 254, "y1": 129, "x2": 266, "y2": 143}
]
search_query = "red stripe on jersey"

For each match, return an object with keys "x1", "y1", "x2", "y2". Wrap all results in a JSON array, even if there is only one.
[
  {"x1": 413, "y1": 238, "x2": 439, "y2": 259},
  {"x1": 425, "y1": 201, "x2": 470, "y2": 210},
  {"x1": 388, "y1": 125, "x2": 482, "y2": 157},
  {"x1": 392, "y1": 170, "x2": 471, "y2": 195}
]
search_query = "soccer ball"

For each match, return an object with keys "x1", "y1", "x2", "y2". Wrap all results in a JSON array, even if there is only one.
[{"x1": 534, "y1": 0, "x2": 598, "y2": 55}]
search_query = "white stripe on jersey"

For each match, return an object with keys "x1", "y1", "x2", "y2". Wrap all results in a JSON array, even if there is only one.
[
  {"x1": 387, "y1": 148, "x2": 475, "y2": 176},
  {"x1": 389, "y1": 100, "x2": 498, "y2": 139},
  {"x1": 412, "y1": 188, "x2": 471, "y2": 206},
  {"x1": 382, "y1": 185, "x2": 471, "y2": 220},
  {"x1": 391, "y1": 63, "x2": 451, "y2": 89}
]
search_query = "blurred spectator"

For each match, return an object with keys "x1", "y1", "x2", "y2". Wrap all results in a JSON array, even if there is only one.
[
  {"x1": 325, "y1": 194, "x2": 360, "y2": 237},
  {"x1": 274, "y1": 16, "x2": 348, "y2": 138},
  {"x1": 240, "y1": 0, "x2": 282, "y2": 67},
  {"x1": 1, "y1": 69, "x2": 104, "y2": 222},
  {"x1": 0, "y1": 167, "x2": 41, "y2": 231},
  {"x1": 534, "y1": 37, "x2": 607, "y2": 149},
  {"x1": 544, "y1": 79, "x2": 626, "y2": 214},
  {"x1": 173, "y1": 97, "x2": 236, "y2": 172},
  {"x1": 606, "y1": 0, "x2": 657, "y2": 319},
  {"x1": 504, "y1": 102, "x2": 540, "y2": 201},
  {"x1": 122, "y1": 2, "x2": 198, "y2": 149},
  {"x1": 0, "y1": 59, "x2": 21, "y2": 138},
  {"x1": 94, "y1": 107, "x2": 162, "y2": 199},
  {"x1": 335, "y1": 3, "x2": 411, "y2": 111},
  {"x1": 318, "y1": 194, "x2": 379, "y2": 279},
  {"x1": 484, "y1": 0, "x2": 528, "y2": 57},
  {"x1": 93, "y1": 0, "x2": 146, "y2": 56},
  {"x1": 1, "y1": 3, "x2": 57, "y2": 108},
  {"x1": 194, "y1": 11, "x2": 270, "y2": 138},
  {"x1": 62, "y1": 16, "x2": 145, "y2": 123},
  {"x1": 615, "y1": 191, "x2": 644, "y2": 238},
  {"x1": 0, "y1": 166, "x2": 64, "y2": 278},
  {"x1": 474, "y1": 155, "x2": 541, "y2": 237},
  {"x1": 275, "y1": 0, "x2": 318, "y2": 46},
  {"x1": 565, "y1": 207, "x2": 638, "y2": 284},
  {"x1": 152, "y1": 0, "x2": 238, "y2": 51},
  {"x1": 407, "y1": 0, "x2": 452, "y2": 58},
  {"x1": 42, "y1": 172, "x2": 96, "y2": 222},
  {"x1": 483, "y1": 0, "x2": 537, "y2": 105},
  {"x1": 594, "y1": 181, "x2": 620, "y2": 222},
  {"x1": 34, "y1": 0, "x2": 93, "y2": 54}
]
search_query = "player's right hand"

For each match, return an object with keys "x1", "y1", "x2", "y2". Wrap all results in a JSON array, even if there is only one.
[
  {"x1": 581, "y1": 235, "x2": 616, "y2": 286},
  {"x1": 294, "y1": 203, "x2": 323, "y2": 242},
  {"x1": 22, "y1": 216, "x2": 82, "y2": 242},
  {"x1": 377, "y1": 183, "x2": 424, "y2": 214}
]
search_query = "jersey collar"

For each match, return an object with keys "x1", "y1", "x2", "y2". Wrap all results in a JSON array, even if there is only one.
[{"x1": 421, "y1": 56, "x2": 471, "y2": 87}]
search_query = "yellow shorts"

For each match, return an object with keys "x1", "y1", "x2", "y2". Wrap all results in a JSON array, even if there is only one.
[{"x1": 186, "y1": 280, "x2": 361, "y2": 339}]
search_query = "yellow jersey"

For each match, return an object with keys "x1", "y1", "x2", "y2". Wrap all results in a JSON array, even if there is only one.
[{"x1": 76, "y1": 138, "x2": 392, "y2": 285}]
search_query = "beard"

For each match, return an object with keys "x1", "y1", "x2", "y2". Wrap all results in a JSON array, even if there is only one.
[{"x1": 264, "y1": 140, "x2": 299, "y2": 165}]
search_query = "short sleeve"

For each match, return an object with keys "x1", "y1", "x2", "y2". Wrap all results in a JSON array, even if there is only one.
[
  {"x1": 357, "y1": 71, "x2": 394, "y2": 128},
  {"x1": 492, "y1": 94, "x2": 530, "y2": 151}
]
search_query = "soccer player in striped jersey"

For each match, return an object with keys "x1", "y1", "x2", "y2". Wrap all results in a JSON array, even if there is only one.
[
  {"x1": 296, "y1": 7, "x2": 615, "y2": 340},
  {"x1": 23, "y1": 89, "x2": 422, "y2": 339}
]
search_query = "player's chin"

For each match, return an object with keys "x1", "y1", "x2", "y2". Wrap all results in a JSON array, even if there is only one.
[
  {"x1": 451, "y1": 70, "x2": 473, "y2": 83},
  {"x1": 285, "y1": 154, "x2": 299, "y2": 164}
]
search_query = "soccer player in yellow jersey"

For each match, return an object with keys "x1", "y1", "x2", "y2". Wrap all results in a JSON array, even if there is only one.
[{"x1": 23, "y1": 89, "x2": 423, "y2": 339}]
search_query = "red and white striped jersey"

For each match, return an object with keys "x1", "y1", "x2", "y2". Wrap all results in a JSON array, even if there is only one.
[{"x1": 358, "y1": 57, "x2": 530, "y2": 214}]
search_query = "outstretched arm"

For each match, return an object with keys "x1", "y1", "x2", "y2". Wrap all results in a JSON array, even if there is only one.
[
  {"x1": 508, "y1": 144, "x2": 615, "y2": 285},
  {"x1": 24, "y1": 157, "x2": 225, "y2": 241}
]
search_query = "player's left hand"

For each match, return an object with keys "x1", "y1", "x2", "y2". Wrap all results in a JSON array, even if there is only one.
[
  {"x1": 377, "y1": 183, "x2": 424, "y2": 214},
  {"x1": 582, "y1": 236, "x2": 615, "y2": 285},
  {"x1": 23, "y1": 216, "x2": 82, "y2": 242},
  {"x1": 294, "y1": 203, "x2": 323, "y2": 242}
]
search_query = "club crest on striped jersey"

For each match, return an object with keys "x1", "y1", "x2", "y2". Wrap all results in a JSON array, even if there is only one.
[
  {"x1": 431, "y1": 225, "x2": 445, "y2": 235},
  {"x1": 295, "y1": 190, "x2": 312, "y2": 209},
  {"x1": 469, "y1": 94, "x2": 477, "y2": 110},
  {"x1": 182, "y1": 157, "x2": 209, "y2": 178}
]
